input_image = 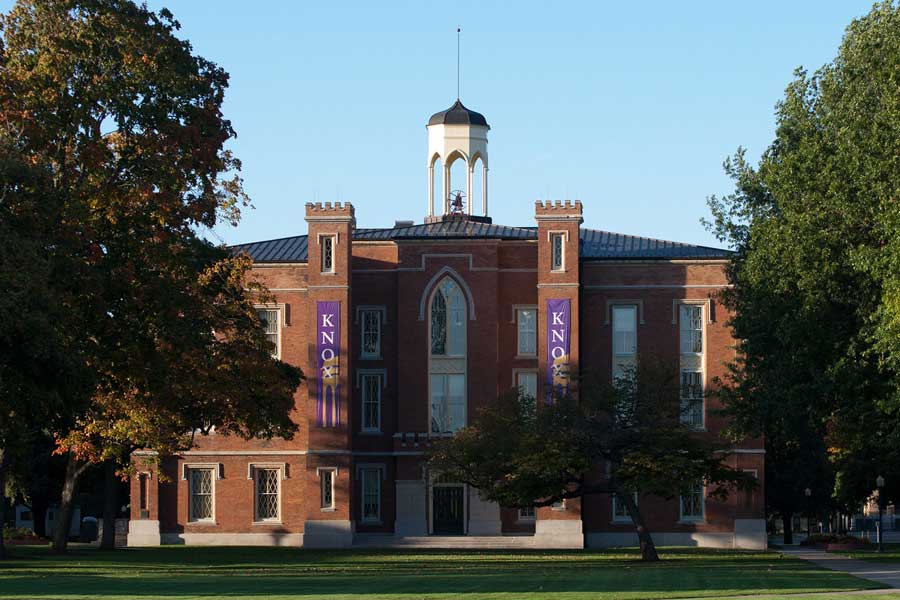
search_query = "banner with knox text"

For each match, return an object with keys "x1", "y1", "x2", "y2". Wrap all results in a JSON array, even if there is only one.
[
  {"x1": 316, "y1": 301, "x2": 340, "y2": 427},
  {"x1": 546, "y1": 298, "x2": 571, "y2": 401}
]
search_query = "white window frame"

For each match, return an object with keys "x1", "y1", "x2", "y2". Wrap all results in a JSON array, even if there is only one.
[
  {"x1": 515, "y1": 307, "x2": 537, "y2": 357},
  {"x1": 357, "y1": 306, "x2": 385, "y2": 359},
  {"x1": 319, "y1": 233, "x2": 336, "y2": 274},
  {"x1": 612, "y1": 492, "x2": 638, "y2": 523},
  {"x1": 186, "y1": 466, "x2": 218, "y2": 523},
  {"x1": 513, "y1": 369, "x2": 538, "y2": 401},
  {"x1": 252, "y1": 466, "x2": 282, "y2": 523},
  {"x1": 429, "y1": 373, "x2": 467, "y2": 434},
  {"x1": 549, "y1": 231, "x2": 567, "y2": 272},
  {"x1": 318, "y1": 467, "x2": 337, "y2": 511},
  {"x1": 680, "y1": 369, "x2": 705, "y2": 430},
  {"x1": 358, "y1": 465, "x2": 385, "y2": 524},
  {"x1": 612, "y1": 304, "x2": 638, "y2": 357},
  {"x1": 357, "y1": 369, "x2": 385, "y2": 433},
  {"x1": 679, "y1": 303, "x2": 705, "y2": 355},
  {"x1": 255, "y1": 304, "x2": 285, "y2": 359},
  {"x1": 679, "y1": 482, "x2": 706, "y2": 523},
  {"x1": 517, "y1": 505, "x2": 536, "y2": 522}
]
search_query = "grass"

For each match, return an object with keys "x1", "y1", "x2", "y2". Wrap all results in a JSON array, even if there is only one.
[
  {"x1": 0, "y1": 545, "x2": 887, "y2": 600},
  {"x1": 839, "y1": 543, "x2": 900, "y2": 562}
]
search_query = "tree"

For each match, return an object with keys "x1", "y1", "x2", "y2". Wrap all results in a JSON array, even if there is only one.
[
  {"x1": 0, "y1": 0, "x2": 303, "y2": 554},
  {"x1": 429, "y1": 357, "x2": 753, "y2": 562},
  {"x1": 0, "y1": 142, "x2": 92, "y2": 558},
  {"x1": 706, "y1": 1, "x2": 900, "y2": 540}
]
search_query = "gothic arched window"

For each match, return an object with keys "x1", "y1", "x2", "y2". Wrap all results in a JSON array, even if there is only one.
[
  {"x1": 428, "y1": 277, "x2": 467, "y2": 432},
  {"x1": 430, "y1": 278, "x2": 465, "y2": 357}
]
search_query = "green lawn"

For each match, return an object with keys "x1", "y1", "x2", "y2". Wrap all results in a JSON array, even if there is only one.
[
  {"x1": 840, "y1": 543, "x2": 900, "y2": 562},
  {"x1": 0, "y1": 545, "x2": 887, "y2": 600}
]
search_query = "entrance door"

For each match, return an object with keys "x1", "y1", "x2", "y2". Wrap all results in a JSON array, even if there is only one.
[{"x1": 432, "y1": 485, "x2": 465, "y2": 534}]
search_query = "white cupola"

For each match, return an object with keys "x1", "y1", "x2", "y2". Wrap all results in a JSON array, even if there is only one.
[{"x1": 426, "y1": 99, "x2": 490, "y2": 220}]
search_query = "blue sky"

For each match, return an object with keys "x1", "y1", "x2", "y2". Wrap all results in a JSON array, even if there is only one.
[{"x1": 4, "y1": 1, "x2": 875, "y2": 248}]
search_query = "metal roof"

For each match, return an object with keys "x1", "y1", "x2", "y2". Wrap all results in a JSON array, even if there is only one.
[
  {"x1": 230, "y1": 223, "x2": 729, "y2": 263},
  {"x1": 427, "y1": 99, "x2": 490, "y2": 128}
]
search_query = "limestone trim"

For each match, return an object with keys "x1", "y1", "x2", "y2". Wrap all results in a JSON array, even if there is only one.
[
  {"x1": 246, "y1": 462, "x2": 289, "y2": 480},
  {"x1": 604, "y1": 299, "x2": 645, "y2": 326},
  {"x1": 417, "y1": 266, "x2": 477, "y2": 321},
  {"x1": 672, "y1": 298, "x2": 714, "y2": 325}
]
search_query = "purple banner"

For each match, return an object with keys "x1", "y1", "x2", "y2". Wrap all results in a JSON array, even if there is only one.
[
  {"x1": 316, "y1": 301, "x2": 340, "y2": 427},
  {"x1": 546, "y1": 298, "x2": 571, "y2": 401}
]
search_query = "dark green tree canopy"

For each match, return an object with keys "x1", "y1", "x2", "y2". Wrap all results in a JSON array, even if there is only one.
[{"x1": 707, "y1": 1, "x2": 900, "y2": 520}]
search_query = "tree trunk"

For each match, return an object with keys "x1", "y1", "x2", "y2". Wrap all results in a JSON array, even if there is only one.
[
  {"x1": 52, "y1": 453, "x2": 88, "y2": 554},
  {"x1": 622, "y1": 491, "x2": 659, "y2": 562},
  {"x1": 100, "y1": 461, "x2": 117, "y2": 550},
  {"x1": 0, "y1": 448, "x2": 8, "y2": 560},
  {"x1": 32, "y1": 498, "x2": 48, "y2": 539},
  {"x1": 783, "y1": 510, "x2": 794, "y2": 545}
]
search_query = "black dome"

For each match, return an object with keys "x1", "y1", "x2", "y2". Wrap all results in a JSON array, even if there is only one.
[{"x1": 428, "y1": 99, "x2": 490, "y2": 128}]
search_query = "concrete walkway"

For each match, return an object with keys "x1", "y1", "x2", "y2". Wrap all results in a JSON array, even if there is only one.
[{"x1": 781, "y1": 547, "x2": 900, "y2": 589}]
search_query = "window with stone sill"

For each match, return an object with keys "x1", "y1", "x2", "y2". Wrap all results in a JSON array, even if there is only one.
[
  {"x1": 680, "y1": 370, "x2": 704, "y2": 429},
  {"x1": 361, "y1": 468, "x2": 381, "y2": 522},
  {"x1": 320, "y1": 469, "x2": 336, "y2": 510},
  {"x1": 321, "y1": 235, "x2": 335, "y2": 274},
  {"x1": 517, "y1": 308, "x2": 536, "y2": 356},
  {"x1": 188, "y1": 468, "x2": 214, "y2": 522},
  {"x1": 680, "y1": 482, "x2": 705, "y2": 521},
  {"x1": 551, "y1": 233, "x2": 565, "y2": 271},
  {"x1": 361, "y1": 309, "x2": 381, "y2": 358},
  {"x1": 254, "y1": 468, "x2": 280, "y2": 522},
  {"x1": 256, "y1": 307, "x2": 281, "y2": 359}
]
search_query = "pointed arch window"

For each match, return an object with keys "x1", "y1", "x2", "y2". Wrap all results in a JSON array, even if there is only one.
[
  {"x1": 429, "y1": 277, "x2": 467, "y2": 433},
  {"x1": 430, "y1": 278, "x2": 466, "y2": 357}
]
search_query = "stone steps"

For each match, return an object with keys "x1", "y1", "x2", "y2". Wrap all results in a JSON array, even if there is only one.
[{"x1": 353, "y1": 534, "x2": 538, "y2": 549}]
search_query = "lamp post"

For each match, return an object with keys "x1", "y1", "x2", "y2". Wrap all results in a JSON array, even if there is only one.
[
  {"x1": 805, "y1": 487, "x2": 812, "y2": 540},
  {"x1": 877, "y1": 475, "x2": 885, "y2": 553}
]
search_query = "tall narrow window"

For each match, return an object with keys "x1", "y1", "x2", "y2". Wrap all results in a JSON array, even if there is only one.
[
  {"x1": 431, "y1": 290, "x2": 447, "y2": 355},
  {"x1": 320, "y1": 469, "x2": 335, "y2": 510},
  {"x1": 361, "y1": 468, "x2": 381, "y2": 522},
  {"x1": 430, "y1": 374, "x2": 466, "y2": 433},
  {"x1": 256, "y1": 308, "x2": 281, "y2": 359},
  {"x1": 254, "y1": 468, "x2": 280, "y2": 522},
  {"x1": 680, "y1": 370, "x2": 704, "y2": 429},
  {"x1": 361, "y1": 373, "x2": 382, "y2": 432},
  {"x1": 680, "y1": 304, "x2": 703, "y2": 354},
  {"x1": 680, "y1": 482, "x2": 705, "y2": 521},
  {"x1": 612, "y1": 492, "x2": 638, "y2": 522},
  {"x1": 139, "y1": 474, "x2": 149, "y2": 519},
  {"x1": 612, "y1": 306, "x2": 637, "y2": 356},
  {"x1": 321, "y1": 235, "x2": 335, "y2": 273},
  {"x1": 429, "y1": 278, "x2": 467, "y2": 433},
  {"x1": 361, "y1": 309, "x2": 381, "y2": 358},
  {"x1": 516, "y1": 371, "x2": 538, "y2": 401},
  {"x1": 188, "y1": 469, "x2": 214, "y2": 522},
  {"x1": 517, "y1": 308, "x2": 536, "y2": 356},
  {"x1": 551, "y1": 233, "x2": 565, "y2": 271}
]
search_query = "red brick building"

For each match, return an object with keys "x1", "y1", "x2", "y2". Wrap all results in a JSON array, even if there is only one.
[{"x1": 128, "y1": 101, "x2": 765, "y2": 549}]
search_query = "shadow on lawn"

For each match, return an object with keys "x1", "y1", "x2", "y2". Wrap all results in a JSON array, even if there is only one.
[{"x1": 0, "y1": 547, "x2": 878, "y2": 598}]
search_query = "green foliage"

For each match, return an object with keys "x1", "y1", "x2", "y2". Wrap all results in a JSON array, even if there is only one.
[
  {"x1": 430, "y1": 356, "x2": 752, "y2": 522},
  {"x1": 706, "y1": 1, "x2": 900, "y2": 516},
  {"x1": 0, "y1": 0, "x2": 302, "y2": 475}
]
